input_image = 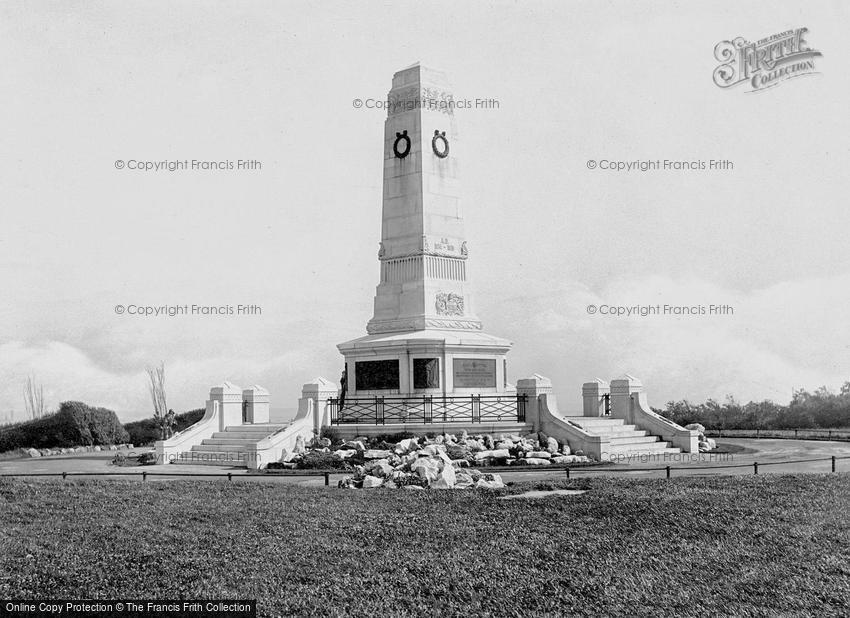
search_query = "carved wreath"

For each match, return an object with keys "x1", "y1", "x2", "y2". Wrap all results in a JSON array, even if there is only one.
[
  {"x1": 393, "y1": 130, "x2": 411, "y2": 159},
  {"x1": 432, "y1": 130, "x2": 449, "y2": 158}
]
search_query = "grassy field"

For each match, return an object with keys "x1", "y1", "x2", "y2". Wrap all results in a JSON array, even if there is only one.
[{"x1": 1, "y1": 476, "x2": 848, "y2": 617}]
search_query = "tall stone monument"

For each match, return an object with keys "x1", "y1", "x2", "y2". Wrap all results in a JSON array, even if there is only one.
[{"x1": 338, "y1": 63, "x2": 512, "y2": 398}]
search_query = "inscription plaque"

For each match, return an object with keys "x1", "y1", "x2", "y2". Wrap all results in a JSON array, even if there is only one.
[
  {"x1": 453, "y1": 359, "x2": 496, "y2": 388},
  {"x1": 355, "y1": 360, "x2": 400, "y2": 390}
]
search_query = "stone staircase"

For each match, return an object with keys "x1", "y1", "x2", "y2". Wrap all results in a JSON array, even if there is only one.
[
  {"x1": 172, "y1": 423, "x2": 288, "y2": 467},
  {"x1": 562, "y1": 416, "x2": 682, "y2": 456}
]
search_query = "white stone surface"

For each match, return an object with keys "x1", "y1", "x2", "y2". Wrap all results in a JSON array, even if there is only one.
[{"x1": 336, "y1": 65, "x2": 512, "y2": 398}]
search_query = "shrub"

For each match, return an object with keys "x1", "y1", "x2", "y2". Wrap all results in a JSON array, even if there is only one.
[
  {"x1": 297, "y1": 451, "x2": 350, "y2": 470},
  {"x1": 319, "y1": 426, "x2": 343, "y2": 444},
  {"x1": 394, "y1": 474, "x2": 427, "y2": 487},
  {"x1": 445, "y1": 444, "x2": 470, "y2": 461},
  {"x1": 124, "y1": 408, "x2": 204, "y2": 446},
  {"x1": 0, "y1": 402, "x2": 129, "y2": 453},
  {"x1": 138, "y1": 452, "x2": 157, "y2": 465},
  {"x1": 371, "y1": 431, "x2": 416, "y2": 443}
]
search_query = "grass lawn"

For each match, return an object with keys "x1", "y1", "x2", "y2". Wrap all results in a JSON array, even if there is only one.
[{"x1": 1, "y1": 475, "x2": 849, "y2": 616}]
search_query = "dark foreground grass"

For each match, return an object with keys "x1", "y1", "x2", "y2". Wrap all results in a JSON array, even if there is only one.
[{"x1": 1, "y1": 476, "x2": 849, "y2": 617}]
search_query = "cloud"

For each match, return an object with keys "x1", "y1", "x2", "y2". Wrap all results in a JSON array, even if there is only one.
[
  {"x1": 487, "y1": 273, "x2": 849, "y2": 409},
  {"x1": 0, "y1": 340, "x2": 317, "y2": 423}
]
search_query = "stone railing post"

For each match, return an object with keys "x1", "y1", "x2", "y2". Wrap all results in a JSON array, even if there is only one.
[
  {"x1": 209, "y1": 381, "x2": 243, "y2": 431},
  {"x1": 299, "y1": 377, "x2": 338, "y2": 435},
  {"x1": 609, "y1": 374, "x2": 643, "y2": 424},
  {"x1": 516, "y1": 374, "x2": 555, "y2": 431},
  {"x1": 582, "y1": 379, "x2": 610, "y2": 417},
  {"x1": 242, "y1": 385, "x2": 270, "y2": 424}
]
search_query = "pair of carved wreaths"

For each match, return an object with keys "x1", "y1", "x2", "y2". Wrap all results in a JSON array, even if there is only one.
[{"x1": 393, "y1": 130, "x2": 449, "y2": 159}]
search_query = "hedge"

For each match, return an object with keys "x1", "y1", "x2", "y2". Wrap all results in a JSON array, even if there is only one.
[{"x1": 0, "y1": 401, "x2": 129, "y2": 453}]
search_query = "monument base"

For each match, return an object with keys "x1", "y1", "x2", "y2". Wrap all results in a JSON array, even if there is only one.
[{"x1": 337, "y1": 329, "x2": 512, "y2": 397}]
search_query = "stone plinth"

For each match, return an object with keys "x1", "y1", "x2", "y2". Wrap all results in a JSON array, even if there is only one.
[
  {"x1": 242, "y1": 385, "x2": 270, "y2": 424},
  {"x1": 209, "y1": 381, "x2": 243, "y2": 431},
  {"x1": 338, "y1": 329, "x2": 511, "y2": 398}
]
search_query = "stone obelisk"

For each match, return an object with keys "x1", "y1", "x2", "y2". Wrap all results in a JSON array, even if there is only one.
[{"x1": 338, "y1": 63, "x2": 512, "y2": 398}]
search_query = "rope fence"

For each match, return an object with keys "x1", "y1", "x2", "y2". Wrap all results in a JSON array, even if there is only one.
[{"x1": 1, "y1": 455, "x2": 849, "y2": 484}]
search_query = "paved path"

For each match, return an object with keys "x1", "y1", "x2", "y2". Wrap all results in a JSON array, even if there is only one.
[{"x1": 1, "y1": 439, "x2": 849, "y2": 486}]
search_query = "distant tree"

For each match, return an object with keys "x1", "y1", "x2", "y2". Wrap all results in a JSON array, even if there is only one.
[
  {"x1": 659, "y1": 381, "x2": 850, "y2": 430},
  {"x1": 146, "y1": 362, "x2": 169, "y2": 440},
  {"x1": 23, "y1": 375, "x2": 46, "y2": 420}
]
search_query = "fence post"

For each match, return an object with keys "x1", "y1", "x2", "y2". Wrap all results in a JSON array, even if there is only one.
[
  {"x1": 666, "y1": 466, "x2": 671, "y2": 479},
  {"x1": 832, "y1": 456, "x2": 836, "y2": 473},
  {"x1": 325, "y1": 472, "x2": 330, "y2": 486},
  {"x1": 753, "y1": 462, "x2": 758, "y2": 475}
]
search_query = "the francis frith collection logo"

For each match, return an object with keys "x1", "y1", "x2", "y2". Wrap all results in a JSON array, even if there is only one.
[{"x1": 713, "y1": 27, "x2": 822, "y2": 92}]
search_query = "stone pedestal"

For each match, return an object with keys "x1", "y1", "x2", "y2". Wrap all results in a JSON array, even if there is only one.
[
  {"x1": 516, "y1": 374, "x2": 555, "y2": 431},
  {"x1": 582, "y1": 379, "x2": 610, "y2": 417},
  {"x1": 610, "y1": 374, "x2": 643, "y2": 424},
  {"x1": 209, "y1": 381, "x2": 243, "y2": 431},
  {"x1": 339, "y1": 330, "x2": 511, "y2": 398},
  {"x1": 242, "y1": 385, "x2": 270, "y2": 424},
  {"x1": 299, "y1": 377, "x2": 338, "y2": 434}
]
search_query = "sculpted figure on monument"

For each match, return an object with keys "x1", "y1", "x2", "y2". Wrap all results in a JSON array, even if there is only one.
[{"x1": 339, "y1": 368, "x2": 348, "y2": 410}]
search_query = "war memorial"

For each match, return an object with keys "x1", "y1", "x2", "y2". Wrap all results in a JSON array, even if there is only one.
[
  {"x1": 155, "y1": 64, "x2": 706, "y2": 477},
  {"x1": 2, "y1": 18, "x2": 847, "y2": 613}
]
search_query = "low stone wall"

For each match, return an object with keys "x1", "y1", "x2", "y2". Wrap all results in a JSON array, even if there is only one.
[
  {"x1": 155, "y1": 400, "x2": 220, "y2": 462},
  {"x1": 17, "y1": 444, "x2": 135, "y2": 458}
]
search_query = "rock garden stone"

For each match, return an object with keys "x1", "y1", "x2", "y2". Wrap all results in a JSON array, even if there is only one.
[
  {"x1": 362, "y1": 475, "x2": 384, "y2": 488},
  {"x1": 410, "y1": 458, "x2": 440, "y2": 482},
  {"x1": 363, "y1": 449, "x2": 391, "y2": 459},
  {"x1": 431, "y1": 465, "x2": 456, "y2": 489}
]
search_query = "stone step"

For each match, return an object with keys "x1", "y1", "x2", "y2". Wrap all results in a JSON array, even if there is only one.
[
  {"x1": 608, "y1": 435, "x2": 662, "y2": 446},
  {"x1": 204, "y1": 437, "x2": 265, "y2": 446},
  {"x1": 587, "y1": 428, "x2": 648, "y2": 438},
  {"x1": 563, "y1": 417, "x2": 626, "y2": 427},
  {"x1": 212, "y1": 430, "x2": 280, "y2": 440},
  {"x1": 194, "y1": 443, "x2": 254, "y2": 453},
  {"x1": 223, "y1": 424, "x2": 287, "y2": 433}
]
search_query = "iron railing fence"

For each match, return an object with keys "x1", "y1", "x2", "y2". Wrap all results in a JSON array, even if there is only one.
[{"x1": 328, "y1": 394, "x2": 527, "y2": 425}]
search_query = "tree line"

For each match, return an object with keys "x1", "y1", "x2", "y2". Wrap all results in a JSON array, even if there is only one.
[{"x1": 656, "y1": 382, "x2": 850, "y2": 429}]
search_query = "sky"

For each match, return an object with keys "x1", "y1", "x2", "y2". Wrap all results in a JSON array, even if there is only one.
[{"x1": 1, "y1": 1, "x2": 849, "y2": 422}]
